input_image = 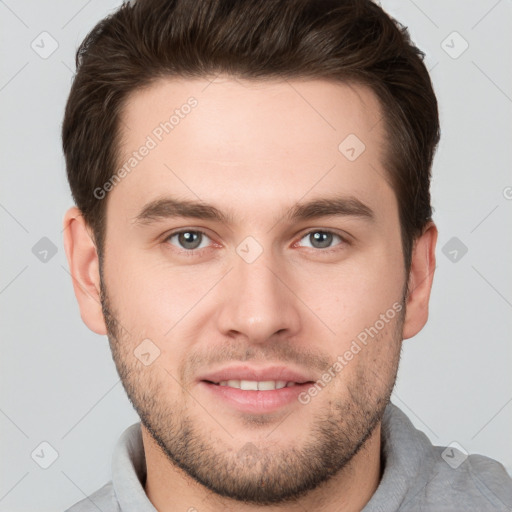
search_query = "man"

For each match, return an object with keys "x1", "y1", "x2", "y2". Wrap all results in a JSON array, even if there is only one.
[{"x1": 61, "y1": 0, "x2": 512, "y2": 510}]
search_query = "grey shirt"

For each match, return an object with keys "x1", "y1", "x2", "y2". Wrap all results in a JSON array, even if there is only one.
[{"x1": 65, "y1": 402, "x2": 512, "y2": 511}]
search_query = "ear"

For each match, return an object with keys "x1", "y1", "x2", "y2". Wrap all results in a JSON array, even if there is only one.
[
  {"x1": 63, "y1": 207, "x2": 107, "y2": 335},
  {"x1": 402, "y1": 222, "x2": 438, "y2": 340}
]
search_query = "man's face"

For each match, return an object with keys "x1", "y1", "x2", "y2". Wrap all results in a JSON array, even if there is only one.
[{"x1": 100, "y1": 77, "x2": 406, "y2": 503}]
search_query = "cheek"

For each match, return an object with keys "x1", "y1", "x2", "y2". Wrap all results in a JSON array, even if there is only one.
[
  {"x1": 309, "y1": 245, "x2": 404, "y2": 343},
  {"x1": 103, "y1": 245, "x2": 216, "y2": 346}
]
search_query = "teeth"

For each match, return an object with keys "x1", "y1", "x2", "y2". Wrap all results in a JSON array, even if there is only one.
[
  {"x1": 217, "y1": 380, "x2": 293, "y2": 390},
  {"x1": 241, "y1": 380, "x2": 259, "y2": 390}
]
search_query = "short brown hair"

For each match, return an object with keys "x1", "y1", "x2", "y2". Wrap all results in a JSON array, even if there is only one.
[{"x1": 62, "y1": 0, "x2": 440, "y2": 271}]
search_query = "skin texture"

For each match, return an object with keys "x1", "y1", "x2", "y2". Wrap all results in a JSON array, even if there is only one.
[{"x1": 63, "y1": 76, "x2": 437, "y2": 512}]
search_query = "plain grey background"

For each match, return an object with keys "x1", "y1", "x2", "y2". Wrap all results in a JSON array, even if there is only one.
[{"x1": 1, "y1": 1, "x2": 511, "y2": 511}]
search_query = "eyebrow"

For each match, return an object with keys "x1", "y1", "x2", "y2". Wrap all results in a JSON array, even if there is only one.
[{"x1": 133, "y1": 195, "x2": 375, "y2": 226}]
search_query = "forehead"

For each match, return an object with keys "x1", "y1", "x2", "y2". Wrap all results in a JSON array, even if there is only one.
[
  {"x1": 120, "y1": 75, "x2": 385, "y2": 156},
  {"x1": 108, "y1": 76, "x2": 393, "y2": 227}
]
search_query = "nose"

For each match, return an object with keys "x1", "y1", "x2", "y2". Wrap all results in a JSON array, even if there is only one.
[{"x1": 215, "y1": 242, "x2": 302, "y2": 345}]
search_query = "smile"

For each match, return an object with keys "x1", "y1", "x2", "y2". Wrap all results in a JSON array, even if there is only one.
[{"x1": 211, "y1": 380, "x2": 298, "y2": 390}]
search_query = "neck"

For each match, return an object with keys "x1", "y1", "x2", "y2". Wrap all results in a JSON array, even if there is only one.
[{"x1": 142, "y1": 423, "x2": 382, "y2": 512}]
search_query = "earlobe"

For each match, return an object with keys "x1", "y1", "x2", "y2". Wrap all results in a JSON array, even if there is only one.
[
  {"x1": 63, "y1": 207, "x2": 107, "y2": 335},
  {"x1": 402, "y1": 222, "x2": 438, "y2": 340}
]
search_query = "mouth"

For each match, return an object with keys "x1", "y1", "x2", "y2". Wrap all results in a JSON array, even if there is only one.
[
  {"x1": 197, "y1": 366, "x2": 316, "y2": 414},
  {"x1": 203, "y1": 379, "x2": 308, "y2": 390}
]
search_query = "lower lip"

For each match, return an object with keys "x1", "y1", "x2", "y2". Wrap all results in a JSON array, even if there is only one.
[{"x1": 199, "y1": 381, "x2": 313, "y2": 414}]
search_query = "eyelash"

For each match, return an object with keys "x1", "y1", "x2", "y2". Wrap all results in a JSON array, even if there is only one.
[{"x1": 163, "y1": 228, "x2": 350, "y2": 256}]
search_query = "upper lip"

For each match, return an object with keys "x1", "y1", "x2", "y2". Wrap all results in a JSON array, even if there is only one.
[{"x1": 198, "y1": 365, "x2": 316, "y2": 384}]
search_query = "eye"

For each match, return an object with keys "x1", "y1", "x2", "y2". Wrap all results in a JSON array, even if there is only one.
[
  {"x1": 165, "y1": 229, "x2": 212, "y2": 252},
  {"x1": 296, "y1": 230, "x2": 347, "y2": 251},
  {"x1": 163, "y1": 228, "x2": 348, "y2": 255}
]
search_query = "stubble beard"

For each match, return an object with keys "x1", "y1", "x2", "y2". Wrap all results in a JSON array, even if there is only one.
[{"x1": 100, "y1": 279, "x2": 404, "y2": 505}]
